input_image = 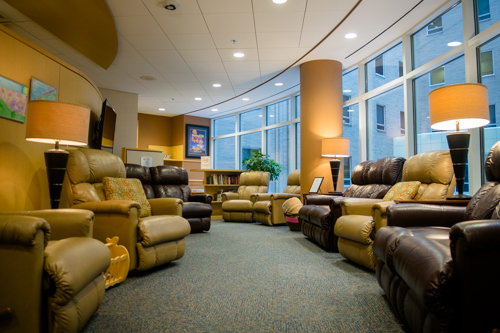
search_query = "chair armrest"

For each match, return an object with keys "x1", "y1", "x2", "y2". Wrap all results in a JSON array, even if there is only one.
[
  {"x1": 222, "y1": 192, "x2": 239, "y2": 202},
  {"x1": 304, "y1": 194, "x2": 335, "y2": 205},
  {"x1": 254, "y1": 193, "x2": 272, "y2": 201},
  {"x1": 272, "y1": 193, "x2": 300, "y2": 201},
  {"x1": 386, "y1": 203, "x2": 466, "y2": 228},
  {"x1": 372, "y1": 201, "x2": 396, "y2": 232},
  {"x1": 148, "y1": 198, "x2": 183, "y2": 216},
  {"x1": 188, "y1": 194, "x2": 212, "y2": 204},
  {"x1": 72, "y1": 200, "x2": 141, "y2": 215},
  {"x1": 341, "y1": 198, "x2": 384, "y2": 216},
  {"x1": 0, "y1": 215, "x2": 50, "y2": 246}
]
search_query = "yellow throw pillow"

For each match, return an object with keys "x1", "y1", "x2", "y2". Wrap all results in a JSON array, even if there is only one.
[
  {"x1": 383, "y1": 181, "x2": 421, "y2": 201},
  {"x1": 102, "y1": 177, "x2": 151, "y2": 217}
]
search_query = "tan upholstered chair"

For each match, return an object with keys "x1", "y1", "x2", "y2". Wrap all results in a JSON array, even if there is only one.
[
  {"x1": 221, "y1": 171, "x2": 270, "y2": 222},
  {"x1": 64, "y1": 148, "x2": 191, "y2": 272},
  {"x1": 334, "y1": 150, "x2": 456, "y2": 270},
  {"x1": 0, "y1": 209, "x2": 110, "y2": 333},
  {"x1": 253, "y1": 169, "x2": 301, "y2": 226}
]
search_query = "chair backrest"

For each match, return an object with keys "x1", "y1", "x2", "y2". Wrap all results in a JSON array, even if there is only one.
[
  {"x1": 149, "y1": 165, "x2": 191, "y2": 202},
  {"x1": 65, "y1": 148, "x2": 125, "y2": 206},
  {"x1": 124, "y1": 164, "x2": 154, "y2": 199},
  {"x1": 343, "y1": 157, "x2": 405, "y2": 199},
  {"x1": 283, "y1": 169, "x2": 301, "y2": 194},
  {"x1": 238, "y1": 171, "x2": 270, "y2": 200},
  {"x1": 401, "y1": 150, "x2": 455, "y2": 200}
]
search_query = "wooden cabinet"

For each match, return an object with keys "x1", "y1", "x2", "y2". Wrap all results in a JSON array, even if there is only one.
[{"x1": 190, "y1": 169, "x2": 245, "y2": 218}]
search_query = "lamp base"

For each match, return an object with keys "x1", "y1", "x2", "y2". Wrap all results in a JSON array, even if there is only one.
[
  {"x1": 446, "y1": 131, "x2": 470, "y2": 199},
  {"x1": 329, "y1": 159, "x2": 341, "y2": 192},
  {"x1": 44, "y1": 149, "x2": 69, "y2": 209}
]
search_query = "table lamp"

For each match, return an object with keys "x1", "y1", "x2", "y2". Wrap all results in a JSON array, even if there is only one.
[
  {"x1": 25, "y1": 100, "x2": 91, "y2": 208},
  {"x1": 321, "y1": 137, "x2": 350, "y2": 193},
  {"x1": 429, "y1": 83, "x2": 489, "y2": 200}
]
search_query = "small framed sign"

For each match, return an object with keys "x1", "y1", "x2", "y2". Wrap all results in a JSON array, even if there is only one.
[{"x1": 309, "y1": 177, "x2": 324, "y2": 193}]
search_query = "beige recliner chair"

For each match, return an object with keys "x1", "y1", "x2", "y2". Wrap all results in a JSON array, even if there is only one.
[
  {"x1": 0, "y1": 209, "x2": 110, "y2": 333},
  {"x1": 253, "y1": 169, "x2": 301, "y2": 226},
  {"x1": 221, "y1": 171, "x2": 270, "y2": 222},
  {"x1": 334, "y1": 150, "x2": 456, "y2": 270},
  {"x1": 65, "y1": 148, "x2": 191, "y2": 272}
]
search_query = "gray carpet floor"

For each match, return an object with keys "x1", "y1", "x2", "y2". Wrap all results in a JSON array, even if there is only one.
[{"x1": 83, "y1": 220, "x2": 407, "y2": 333}]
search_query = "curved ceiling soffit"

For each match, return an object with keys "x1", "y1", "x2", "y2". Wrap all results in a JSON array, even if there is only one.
[{"x1": 5, "y1": 0, "x2": 117, "y2": 70}]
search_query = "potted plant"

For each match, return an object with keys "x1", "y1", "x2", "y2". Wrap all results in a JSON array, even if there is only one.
[{"x1": 242, "y1": 151, "x2": 284, "y2": 181}]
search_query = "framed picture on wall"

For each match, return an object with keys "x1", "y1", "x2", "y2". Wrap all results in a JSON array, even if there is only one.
[
  {"x1": 185, "y1": 124, "x2": 209, "y2": 159},
  {"x1": 0, "y1": 74, "x2": 29, "y2": 123},
  {"x1": 30, "y1": 77, "x2": 57, "y2": 101}
]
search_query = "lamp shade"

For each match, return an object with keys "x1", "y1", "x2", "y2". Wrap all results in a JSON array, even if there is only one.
[
  {"x1": 25, "y1": 100, "x2": 90, "y2": 146},
  {"x1": 321, "y1": 137, "x2": 350, "y2": 157},
  {"x1": 429, "y1": 83, "x2": 490, "y2": 130}
]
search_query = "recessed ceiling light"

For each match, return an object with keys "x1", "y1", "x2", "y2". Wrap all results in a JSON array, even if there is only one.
[
  {"x1": 212, "y1": 108, "x2": 218, "y2": 111},
  {"x1": 343, "y1": 89, "x2": 352, "y2": 93},
  {"x1": 213, "y1": 83, "x2": 221, "y2": 87},
  {"x1": 195, "y1": 97, "x2": 202, "y2": 100},
  {"x1": 234, "y1": 52, "x2": 245, "y2": 58},
  {"x1": 159, "y1": 108, "x2": 165, "y2": 111},
  {"x1": 347, "y1": 109, "x2": 354, "y2": 112},
  {"x1": 275, "y1": 83, "x2": 283, "y2": 86},
  {"x1": 345, "y1": 33, "x2": 357, "y2": 39},
  {"x1": 140, "y1": 75, "x2": 157, "y2": 81},
  {"x1": 242, "y1": 98, "x2": 249, "y2": 101},
  {"x1": 273, "y1": 0, "x2": 287, "y2": 3},
  {"x1": 447, "y1": 41, "x2": 462, "y2": 47}
]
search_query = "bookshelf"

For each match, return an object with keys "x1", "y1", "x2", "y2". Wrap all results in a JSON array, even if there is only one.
[{"x1": 190, "y1": 169, "x2": 246, "y2": 218}]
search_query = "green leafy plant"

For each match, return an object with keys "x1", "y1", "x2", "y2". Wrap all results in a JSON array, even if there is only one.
[{"x1": 242, "y1": 151, "x2": 284, "y2": 181}]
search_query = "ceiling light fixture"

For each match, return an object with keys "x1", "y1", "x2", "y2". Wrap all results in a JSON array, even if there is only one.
[
  {"x1": 195, "y1": 97, "x2": 202, "y2": 100},
  {"x1": 159, "y1": 108, "x2": 165, "y2": 111},
  {"x1": 242, "y1": 98, "x2": 249, "y2": 101},
  {"x1": 212, "y1": 109, "x2": 218, "y2": 111},
  {"x1": 275, "y1": 83, "x2": 283, "y2": 86},
  {"x1": 234, "y1": 52, "x2": 245, "y2": 58},
  {"x1": 213, "y1": 83, "x2": 221, "y2": 87},
  {"x1": 273, "y1": 0, "x2": 287, "y2": 3},
  {"x1": 447, "y1": 41, "x2": 462, "y2": 47},
  {"x1": 345, "y1": 33, "x2": 357, "y2": 39}
]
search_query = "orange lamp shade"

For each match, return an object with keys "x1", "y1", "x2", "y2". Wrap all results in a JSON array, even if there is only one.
[{"x1": 321, "y1": 137, "x2": 350, "y2": 157}]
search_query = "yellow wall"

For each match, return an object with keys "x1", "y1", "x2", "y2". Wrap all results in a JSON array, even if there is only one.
[
  {"x1": 137, "y1": 114, "x2": 173, "y2": 149},
  {"x1": 0, "y1": 24, "x2": 103, "y2": 211}
]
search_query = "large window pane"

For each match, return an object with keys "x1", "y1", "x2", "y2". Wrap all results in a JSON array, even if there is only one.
[
  {"x1": 343, "y1": 68, "x2": 359, "y2": 99},
  {"x1": 213, "y1": 115, "x2": 235, "y2": 136},
  {"x1": 476, "y1": 0, "x2": 499, "y2": 33},
  {"x1": 294, "y1": 95, "x2": 300, "y2": 118},
  {"x1": 367, "y1": 86, "x2": 405, "y2": 160},
  {"x1": 239, "y1": 108, "x2": 262, "y2": 132},
  {"x1": 365, "y1": 43, "x2": 403, "y2": 91},
  {"x1": 266, "y1": 125, "x2": 290, "y2": 193},
  {"x1": 266, "y1": 99, "x2": 290, "y2": 125},
  {"x1": 240, "y1": 132, "x2": 262, "y2": 169},
  {"x1": 296, "y1": 122, "x2": 301, "y2": 169},
  {"x1": 343, "y1": 103, "x2": 360, "y2": 189},
  {"x1": 414, "y1": 56, "x2": 465, "y2": 153},
  {"x1": 412, "y1": 2, "x2": 463, "y2": 69},
  {"x1": 214, "y1": 137, "x2": 235, "y2": 169}
]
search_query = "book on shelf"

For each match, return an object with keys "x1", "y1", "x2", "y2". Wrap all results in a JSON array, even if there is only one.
[{"x1": 205, "y1": 174, "x2": 239, "y2": 185}]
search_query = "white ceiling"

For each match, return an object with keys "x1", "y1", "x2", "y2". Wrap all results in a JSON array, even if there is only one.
[{"x1": 0, "y1": 0, "x2": 449, "y2": 118}]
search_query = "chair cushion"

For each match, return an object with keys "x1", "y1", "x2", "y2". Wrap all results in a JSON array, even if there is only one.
[
  {"x1": 253, "y1": 200, "x2": 271, "y2": 214},
  {"x1": 383, "y1": 181, "x2": 421, "y2": 201},
  {"x1": 103, "y1": 177, "x2": 151, "y2": 217},
  {"x1": 182, "y1": 202, "x2": 213, "y2": 219},
  {"x1": 222, "y1": 200, "x2": 254, "y2": 212}
]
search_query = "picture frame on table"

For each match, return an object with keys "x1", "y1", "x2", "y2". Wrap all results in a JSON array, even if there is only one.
[
  {"x1": 185, "y1": 124, "x2": 209, "y2": 159},
  {"x1": 309, "y1": 177, "x2": 324, "y2": 193}
]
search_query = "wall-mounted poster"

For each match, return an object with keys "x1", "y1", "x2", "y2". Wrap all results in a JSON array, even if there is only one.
[
  {"x1": 0, "y1": 74, "x2": 29, "y2": 123},
  {"x1": 186, "y1": 124, "x2": 209, "y2": 159},
  {"x1": 30, "y1": 77, "x2": 57, "y2": 101}
]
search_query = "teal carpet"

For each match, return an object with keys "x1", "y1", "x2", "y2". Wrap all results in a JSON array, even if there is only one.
[{"x1": 83, "y1": 220, "x2": 406, "y2": 332}]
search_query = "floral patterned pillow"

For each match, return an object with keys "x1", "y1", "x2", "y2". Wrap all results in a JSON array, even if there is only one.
[
  {"x1": 102, "y1": 177, "x2": 151, "y2": 217},
  {"x1": 383, "y1": 181, "x2": 421, "y2": 201}
]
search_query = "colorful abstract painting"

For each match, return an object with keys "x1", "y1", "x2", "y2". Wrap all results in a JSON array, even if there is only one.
[
  {"x1": 30, "y1": 77, "x2": 57, "y2": 101},
  {"x1": 0, "y1": 75, "x2": 29, "y2": 123}
]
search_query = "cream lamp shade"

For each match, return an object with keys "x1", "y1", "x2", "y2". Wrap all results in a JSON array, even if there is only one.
[
  {"x1": 321, "y1": 137, "x2": 350, "y2": 157},
  {"x1": 429, "y1": 83, "x2": 490, "y2": 131},
  {"x1": 25, "y1": 100, "x2": 90, "y2": 146}
]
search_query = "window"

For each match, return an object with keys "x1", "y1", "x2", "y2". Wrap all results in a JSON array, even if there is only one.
[
  {"x1": 376, "y1": 105, "x2": 385, "y2": 131},
  {"x1": 214, "y1": 137, "x2": 235, "y2": 169},
  {"x1": 343, "y1": 103, "x2": 360, "y2": 173},
  {"x1": 343, "y1": 107, "x2": 351, "y2": 124},
  {"x1": 427, "y1": 17, "x2": 443, "y2": 35},
  {"x1": 480, "y1": 50, "x2": 494, "y2": 76},
  {"x1": 375, "y1": 55, "x2": 384, "y2": 76},
  {"x1": 266, "y1": 125, "x2": 290, "y2": 193},
  {"x1": 296, "y1": 122, "x2": 300, "y2": 169},
  {"x1": 477, "y1": 0, "x2": 491, "y2": 21},
  {"x1": 240, "y1": 132, "x2": 262, "y2": 169},
  {"x1": 213, "y1": 115, "x2": 235, "y2": 136},
  {"x1": 430, "y1": 66, "x2": 445, "y2": 86},
  {"x1": 266, "y1": 99, "x2": 290, "y2": 125},
  {"x1": 294, "y1": 95, "x2": 300, "y2": 118},
  {"x1": 343, "y1": 157, "x2": 351, "y2": 188},
  {"x1": 399, "y1": 61, "x2": 404, "y2": 77},
  {"x1": 239, "y1": 108, "x2": 262, "y2": 132},
  {"x1": 366, "y1": 43, "x2": 403, "y2": 91},
  {"x1": 342, "y1": 68, "x2": 359, "y2": 99},
  {"x1": 486, "y1": 105, "x2": 496, "y2": 127},
  {"x1": 400, "y1": 111, "x2": 405, "y2": 134}
]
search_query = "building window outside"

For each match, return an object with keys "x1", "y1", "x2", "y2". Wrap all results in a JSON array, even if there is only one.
[
  {"x1": 478, "y1": 0, "x2": 491, "y2": 21},
  {"x1": 366, "y1": 43, "x2": 403, "y2": 91},
  {"x1": 375, "y1": 55, "x2": 384, "y2": 76},
  {"x1": 427, "y1": 16, "x2": 443, "y2": 35},
  {"x1": 343, "y1": 103, "x2": 360, "y2": 181},
  {"x1": 344, "y1": 157, "x2": 352, "y2": 187},
  {"x1": 480, "y1": 50, "x2": 494, "y2": 76},
  {"x1": 399, "y1": 61, "x2": 404, "y2": 77},
  {"x1": 430, "y1": 66, "x2": 446, "y2": 86},
  {"x1": 376, "y1": 105, "x2": 386, "y2": 131},
  {"x1": 400, "y1": 111, "x2": 405, "y2": 134},
  {"x1": 486, "y1": 105, "x2": 497, "y2": 127},
  {"x1": 343, "y1": 107, "x2": 352, "y2": 124},
  {"x1": 476, "y1": 0, "x2": 498, "y2": 33},
  {"x1": 342, "y1": 68, "x2": 359, "y2": 99},
  {"x1": 267, "y1": 125, "x2": 290, "y2": 192}
]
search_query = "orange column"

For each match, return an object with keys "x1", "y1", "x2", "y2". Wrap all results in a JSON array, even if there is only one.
[{"x1": 300, "y1": 60, "x2": 344, "y2": 197}]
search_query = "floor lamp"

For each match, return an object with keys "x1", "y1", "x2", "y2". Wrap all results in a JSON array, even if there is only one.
[
  {"x1": 25, "y1": 100, "x2": 90, "y2": 209},
  {"x1": 429, "y1": 83, "x2": 490, "y2": 200},
  {"x1": 321, "y1": 137, "x2": 350, "y2": 193}
]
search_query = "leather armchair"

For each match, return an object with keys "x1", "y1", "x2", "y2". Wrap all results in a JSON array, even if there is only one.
[
  {"x1": 0, "y1": 209, "x2": 110, "y2": 333},
  {"x1": 221, "y1": 171, "x2": 270, "y2": 222},
  {"x1": 334, "y1": 150, "x2": 455, "y2": 270},
  {"x1": 299, "y1": 157, "x2": 405, "y2": 251},
  {"x1": 372, "y1": 141, "x2": 500, "y2": 333},
  {"x1": 253, "y1": 169, "x2": 301, "y2": 226},
  {"x1": 125, "y1": 164, "x2": 212, "y2": 233},
  {"x1": 65, "y1": 148, "x2": 191, "y2": 272}
]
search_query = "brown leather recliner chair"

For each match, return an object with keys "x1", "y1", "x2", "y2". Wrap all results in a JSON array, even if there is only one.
[
  {"x1": 0, "y1": 209, "x2": 110, "y2": 333},
  {"x1": 373, "y1": 141, "x2": 500, "y2": 333},
  {"x1": 253, "y1": 169, "x2": 301, "y2": 226},
  {"x1": 299, "y1": 157, "x2": 405, "y2": 251},
  {"x1": 125, "y1": 164, "x2": 213, "y2": 233},
  {"x1": 334, "y1": 150, "x2": 456, "y2": 270},
  {"x1": 65, "y1": 148, "x2": 191, "y2": 272},
  {"x1": 221, "y1": 171, "x2": 270, "y2": 222}
]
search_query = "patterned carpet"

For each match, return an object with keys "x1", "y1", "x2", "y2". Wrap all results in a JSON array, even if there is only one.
[{"x1": 83, "y1": 220, "x2": 407, "y2": 333}]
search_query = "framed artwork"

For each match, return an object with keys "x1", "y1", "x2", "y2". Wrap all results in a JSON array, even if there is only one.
[
  {"x1": 186, "y1": 124, "x2": 209, "y2": 159},
  {"x1": 30, "y1": 77, "x2": 57, "y2": 101},
  {"x1": 309, "y1": 177, "x2": 324, "y2": 193},
  {"x1": 0, "y1": 74, "x2": 29, "y2": 123}
]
